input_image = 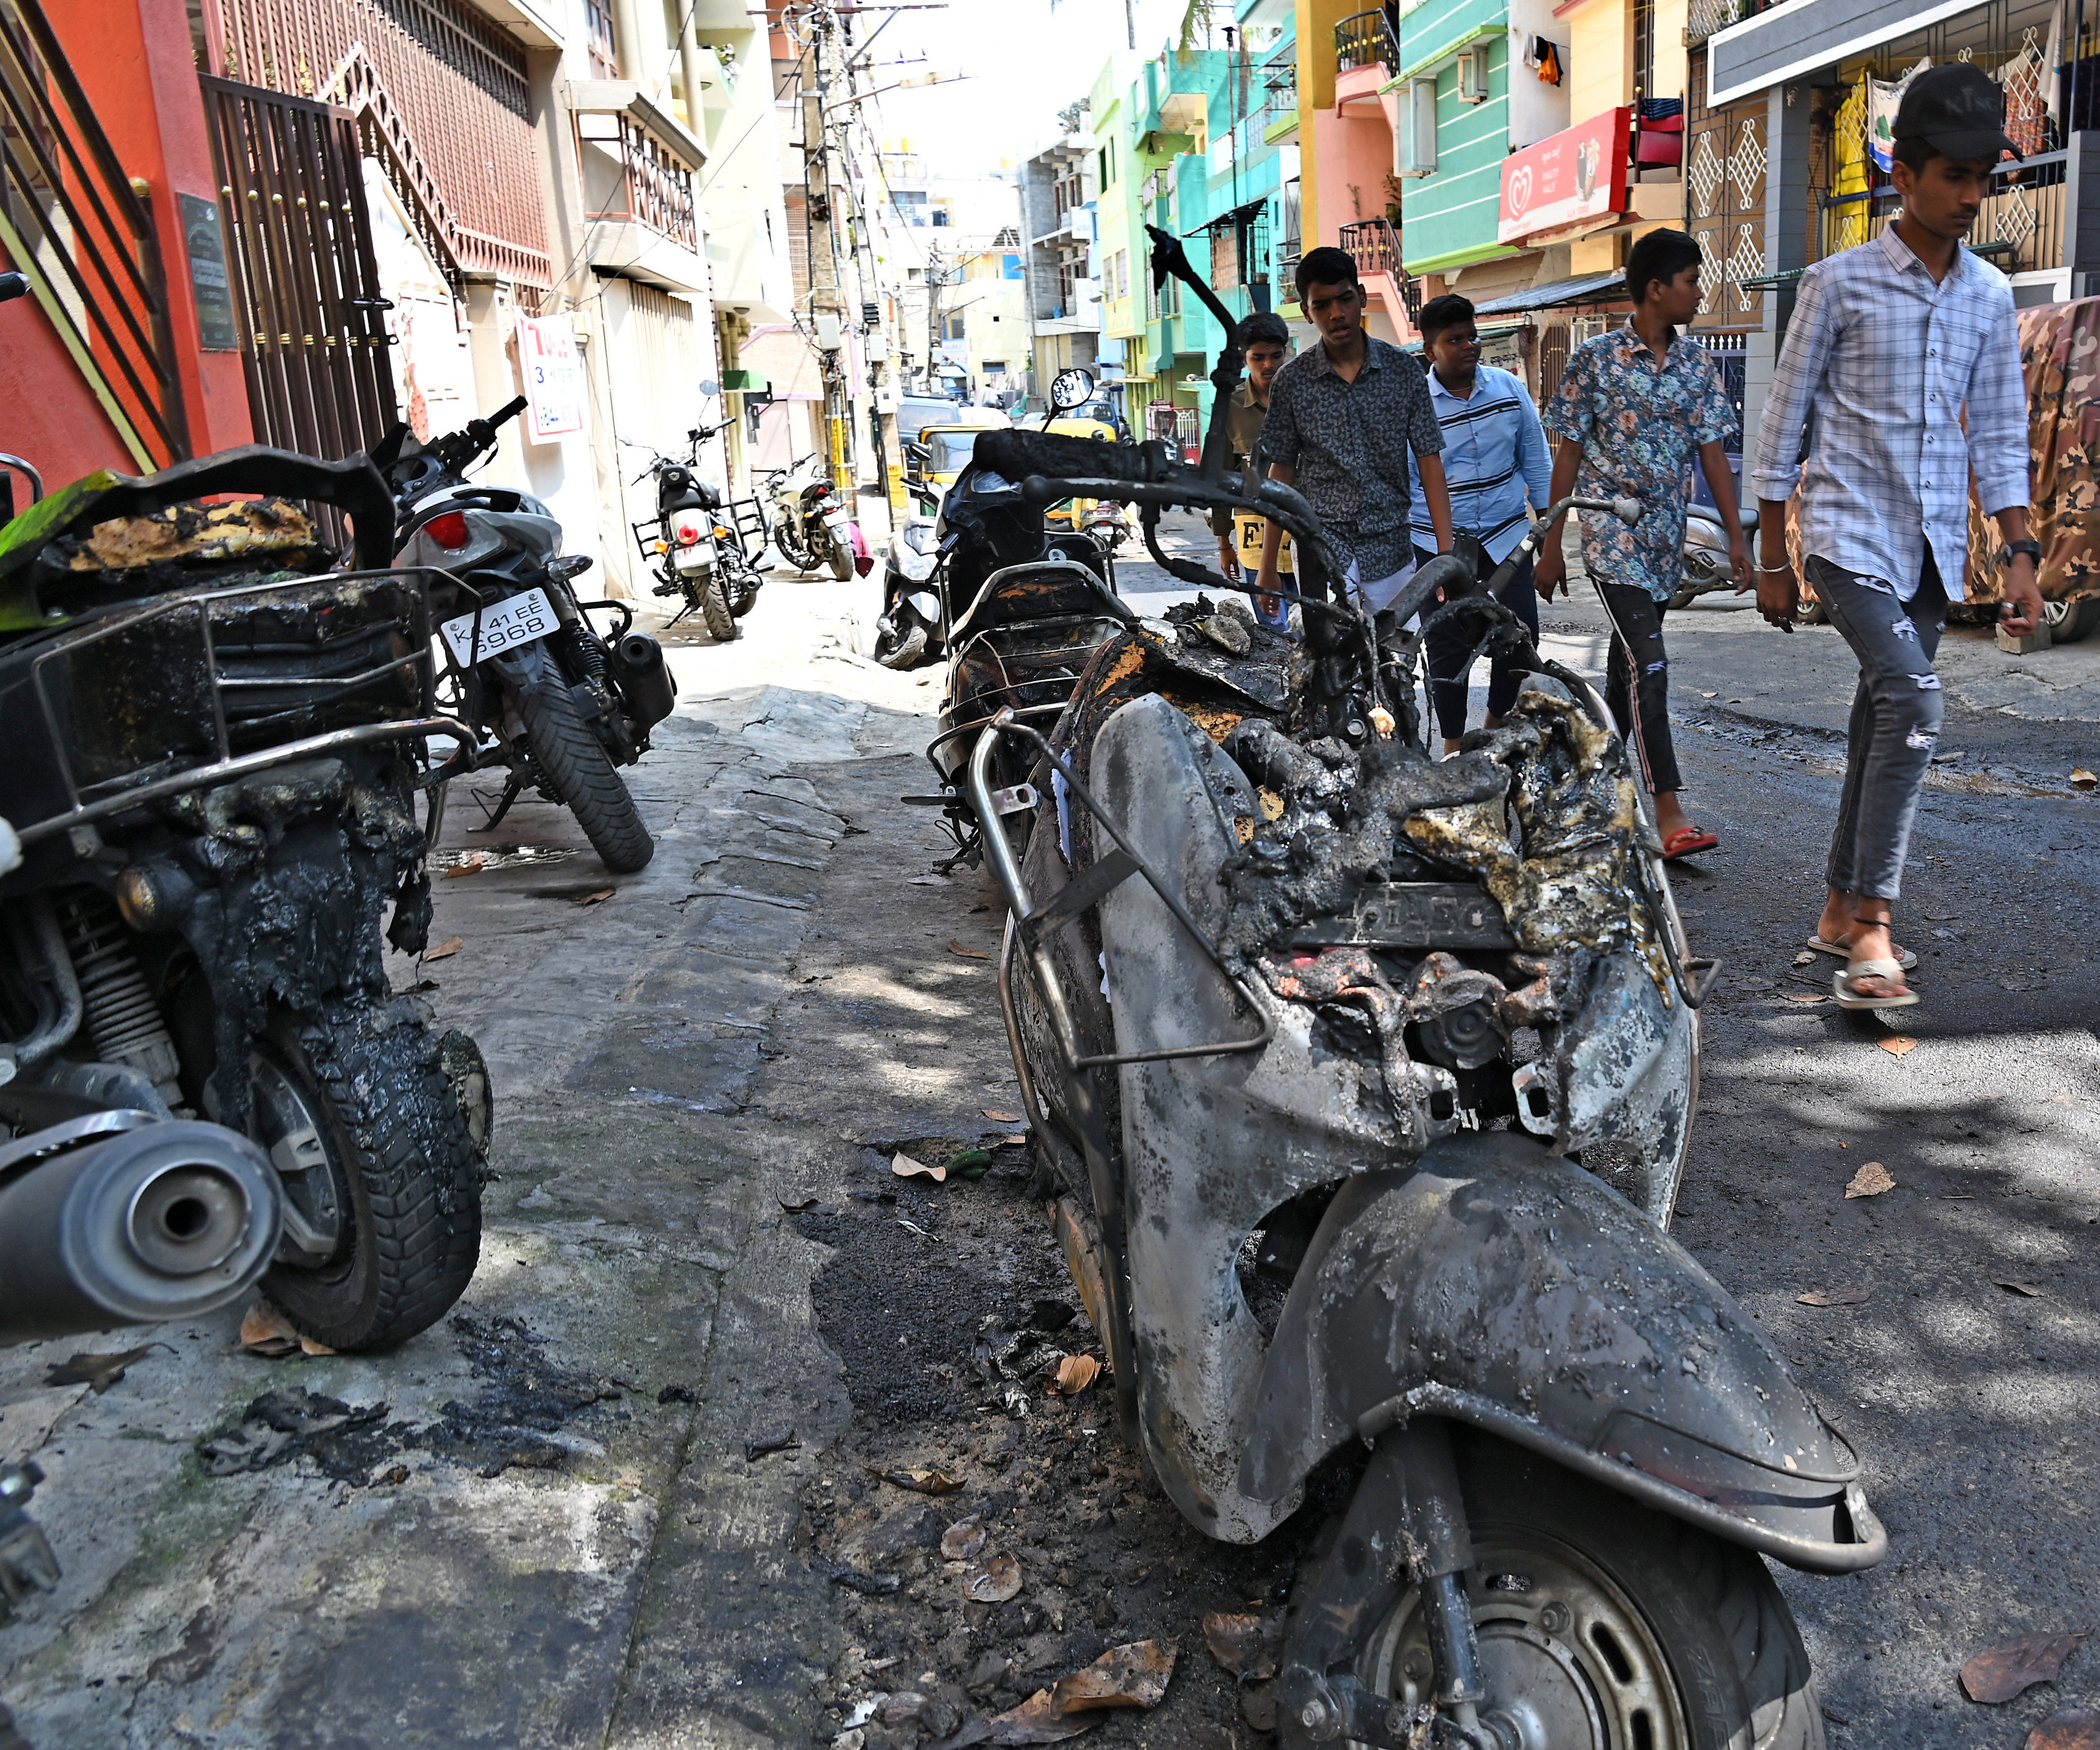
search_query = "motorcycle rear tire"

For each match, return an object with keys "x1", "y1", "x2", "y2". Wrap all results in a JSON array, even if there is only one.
[
  {"x1": 516, "y1": 675, "x2": 656, "y2": 873},
  {"x1": 700, "y1": 574, "x2": 738, "y2": 641},
  {"x1": 875, "y1": 622, "x2": 928, "y2": 669},
  {"x1": 1357, "y1": 1433, "x2": 1824, "y2": 1750},
  {"x1": 827, "y1": 535, "x2": 853, "y2": 581},
  {"x1": 257, "y1": 997, "x2": 483, "y2": 1353}
]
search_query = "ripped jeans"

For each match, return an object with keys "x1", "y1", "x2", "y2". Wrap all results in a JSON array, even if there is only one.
[
  {"x1": 1807, "y1": 553, "x2": 1949, "y2": 901},
  {"x1": 1595, "y1": 581, "x2": 1680, "y2": 796}
]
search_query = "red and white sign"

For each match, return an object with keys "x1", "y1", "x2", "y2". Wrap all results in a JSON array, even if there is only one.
[
  {"x1": 518, "y1": 314, "x2": 585, "y2": 441},
  {"x1": 1498, "y1": 107, "x2": 1633, "y2": 245}
]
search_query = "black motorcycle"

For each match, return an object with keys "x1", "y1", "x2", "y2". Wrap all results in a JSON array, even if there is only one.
[
  {"x1": 0, "y1": 447, "x2": 488, "y2": 1353},
  {"x1": 382, "y1": 399, "x2": 676, "y2": 874},
  {"x1": 631, "y1": 421, "x2": 769, "y2": 641}
]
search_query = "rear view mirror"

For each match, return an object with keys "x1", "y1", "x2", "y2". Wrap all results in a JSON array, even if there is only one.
[{"x1": 1049, "y1": 368, "x2": 1096, "y2": 414}]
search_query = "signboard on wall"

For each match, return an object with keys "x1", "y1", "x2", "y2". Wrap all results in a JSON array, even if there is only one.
[
  {"x1": 518, "y1": 314, "x2": 584, "y2": 440},
  {"x1": 178, "y1": 192, "x2": 237, "y2": 351},
  {"x1": 1498, "y1": 108, "x2": 1633, "y2": 244}
]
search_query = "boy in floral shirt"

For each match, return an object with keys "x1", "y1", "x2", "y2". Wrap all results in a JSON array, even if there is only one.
[{"x1": 1534, "y1": 228, "x2": 1751, "y2": 860}]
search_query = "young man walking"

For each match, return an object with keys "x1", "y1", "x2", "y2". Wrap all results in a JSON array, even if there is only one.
[
  {"x1": 1212, "y1": 312, "x2": 1294, "y2": 625},
  {"x1": 1750, "y1": 63, "x2": 2042, "y2": 1009},
  {"x1": 1406, "y1": 293, "x2": 1554, "y2": 753},
  {"x1": 1254, "y1": 247, "x2": 1455, "y2": 617},
  {"x1": 1535, "y1": 227, "x2": 1750, "y2": 860}
]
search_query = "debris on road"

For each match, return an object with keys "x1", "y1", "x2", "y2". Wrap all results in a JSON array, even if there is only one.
[
  {"x1": 830, "y1": 1566, "x2": 904, "y2": 1596},
  {"x1": 577, "y1": 887, "x2": 615, "y2": 906},
  {"x1": 444, "y1": 856, "x2": 486, "y2": 877},
  {"x1": 894, "y1": 1153, "x2": 947, "y2": 1183},
  {"x1": 2071, "y1": 768, "x2": 2097, "y2": 790},
  {"x1": 238, "y1": 1301, "x2": 333, "y2": 1358},
  {"x1": 423, "y1": 935, "x2": 465, "y2": 962},
  {"x1": 199, "y1": 1387, "x2": 393, "y2": 1480},
  {"x1": 1797, "y1": 1288, "x2": 1871, "y2": 1306},
  {"x1": 1845, "y1": 1162, "x2": 1897, "y2": 1198},
  {"x1": 2027, "y1": 1709, "x2": 2100, "y2": 1749},
  {"x1": 1996, "y1": 1280, "x2": 2045, "y2": 1297},
  {"x1": 964, "y1": 1551, "x2": 1022, "y2": 1603},
  {"x1": 940, "y1": 1514, "x2": 987, "y2": 1560},
  {"x1": 1960, "y1": 1631, "x2": 2086, "y2": 1704},
  {"x1": 874, "y1": 1465, "x2": 964, "y2": 1495},
  {"x1": 1879, "y1": 1035, "x2": 1918, "y2": 1058},
  {"x1": 1050, "y1": 1355, "x2": 1100, "y2": 1396},
  {"x1": 42, "y1": 1345, "x2": 165, "y2": 1394},
  {"x1": 1202, "y1": 1611, "x2": 1283, "y2": 1681},
  {"x1": 982, "y1": 1109, "x2": 1022, "y2": 1123},
  {"x1": 947, "y1": 940, "x2": 990, "y2": 961},
  {"x1": 1048, "y1": 1639, "x2": 1175, "y2": 1714},
  {"x1": 745, "y1": 1425, "x2": 800, "y2": 1461},
  {"x1": 1792, "y1": 951, "x2": 1817, "y2": 965}
]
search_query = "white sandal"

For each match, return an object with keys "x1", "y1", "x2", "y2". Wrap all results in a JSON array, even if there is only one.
[
  {"x1": 1833, "y1": 958, "x2": 1918, "y2": 1010},
  {"x1": 1806, "y1": 934, "x2": 1917, "y2": 972}
]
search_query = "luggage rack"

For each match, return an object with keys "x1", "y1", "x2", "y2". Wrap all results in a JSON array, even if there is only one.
[{"x1": 6, "y1": 566, "x2": 476, "y2": 848}]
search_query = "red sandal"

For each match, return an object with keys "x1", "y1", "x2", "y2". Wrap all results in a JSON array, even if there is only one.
[{"x1": 1661, "y1": 826, "x2": 1719, "y2": 860}]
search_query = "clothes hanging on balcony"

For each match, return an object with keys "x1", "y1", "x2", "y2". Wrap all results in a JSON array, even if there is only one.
[
  {"x1": 1635, "y1": 97, "x2": 1684, "y2": 169},
  {"x1": 1523, "y1": 37, "x2": 1564, "y2": 87}
]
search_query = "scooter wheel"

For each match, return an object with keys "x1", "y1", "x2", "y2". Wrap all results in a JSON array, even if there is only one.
[
  {"x1": 1354, "y1": 1431, "x2": 1824, "y2": 1750},
  {"x1": 875, "y1": 622, "x2": 928, "y2": 669}
]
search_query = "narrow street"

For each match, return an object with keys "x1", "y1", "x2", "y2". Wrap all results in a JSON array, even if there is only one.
[{"x1": 0, "y1": 525, "x2": 2093, "y2": 1748}]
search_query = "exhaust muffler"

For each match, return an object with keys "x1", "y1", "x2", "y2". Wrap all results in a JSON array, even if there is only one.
[{"x1": 0, "y1": 1116, "x2": 281, "y2": 1345}]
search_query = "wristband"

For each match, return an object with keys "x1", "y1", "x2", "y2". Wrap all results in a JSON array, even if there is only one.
[{"x1": 1755, "y1": 560, "x2": 1792, "y2": 574}]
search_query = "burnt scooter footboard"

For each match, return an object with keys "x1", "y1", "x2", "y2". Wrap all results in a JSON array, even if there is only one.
[{"x1": 1092, "y1": 696, "x2": 1458, "y2": 1542}]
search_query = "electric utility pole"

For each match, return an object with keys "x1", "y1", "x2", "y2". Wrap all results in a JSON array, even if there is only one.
[{"x1": 802, "y1": 7, "x2": 854, "y2": 493}]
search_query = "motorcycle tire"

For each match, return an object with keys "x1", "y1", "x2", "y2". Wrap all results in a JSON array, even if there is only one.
[
  {"x1": 1356, "y1": 1433, "x2": 1823, "y2": 1750},
  {"x1": 775, "y1": 523, "x2": 813, "y2": 572},
  {"x1": 827, "y1": 534, "x2": 854, "y2": 581},
  {"x1": 875, "y1": 621, "x2": 928, "y2": 670},
  {"x1": 516, "y1": 674, "x2": 656, "y2": 873},
  {"x1": 256, "y1": 996, "x2": 483, "y2": 1353},
  {"x1": 700, "y1": 574, "x2": 738, "y2": 641}
]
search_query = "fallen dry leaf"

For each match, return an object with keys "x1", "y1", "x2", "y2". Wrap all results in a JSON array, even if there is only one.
[
  {"x1": 876, "y1": 1466, "x2": 964, "y2": 1496},
  {"x1": 1700, "y1": 690, "x2": 1719, "y2": 698},
  {"x1": 1797, "y1": 1288, "x2": 1871, "y2": 1307},
  {"x1": 423, "y1": 935, "x2": 464, "y2": 962},
  {"x1": 2028, "y1": 1709, "x2": 2100, "y2": 1750},
  {"x1": 1202, "y1": 1612, "x2": 1283, "y2": 1681},
  {"x1": 892, "y1": 1152, "x2": 947, "y2": 1183},
  {"x1": 1879, "y1": 1035, "x2": 1918, "y2": 1058},
  {"x1": 1845, "y1": 1161, "x2": 1896, "y2": 1198},
  {"x1": 237, "y1": 1302, "x2": 303, "y2": 1358},
  {"x1": 2070, "y1": 768, "x2": 2098, "y2": 790},
  {"x1": 1784, "y1": 993, "x2": 1828, "y2": 1005},
  {"x1": 1996, "y1": 1280, "x2": 2045, "y2": 1297},
  {"x1": 444, "y1": 857, "x2": 485, "y2": 878},
  {"x1": 947, "y1": 939, "x2": 990, "y2": 961},
  {"x1": 1793, "y1": 951, "x2": 1818, "y2": 965},
  {"x1": 1051, "y1": 1354, "x2": 1100, "y2": 1396},
  {"x1": 1961, "y1": 1632, "x2": 2086, "y2": 1704},
  {"x1": 576, "y1": 888, "x2": 615, "y2": 907},
  {"x1": 1048, "y1": 1640, "x2": 1176, "y2": 1715},
  {"x1": 966, "y1": 1551, "x2": 1023, "y2": 1603},
  {"x1": 982, "y1": 1108, "x2": 1023, "y2": 1123},
  {"x1": 942, "y1": 1513, "x2": 988, "y2": 1561},
  {"x1": 299, "y1": 1335, "x2": 337, "y2": 1356},
  {"x1": 42, "y1": 1343, "x2": 164, "y2": 1393},
  {"x1": 978, "y1": 1688, "x2": 1098, "y2": 1744}
]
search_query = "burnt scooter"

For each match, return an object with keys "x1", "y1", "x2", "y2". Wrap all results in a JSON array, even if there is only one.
[
  {"x1": 381, "y1": 398, "x2": 676, "y2": 874},
  {"x1": 632, "y1": 420, "x2": 769, "y2": 641},
  {"x1": 0, "y1": 449, "x2": 488, "y2": 1354},
  {"x1": 955, "y1": 229, "x2": 1882, "y2": 1750}
]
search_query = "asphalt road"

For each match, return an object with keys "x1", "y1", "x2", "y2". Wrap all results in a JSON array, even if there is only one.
[{"x1": 0, "y1": 517, "x2": 2094, "y2": 1748}]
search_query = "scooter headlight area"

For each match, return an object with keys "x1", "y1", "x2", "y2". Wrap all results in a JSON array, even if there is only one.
[{"x1": 965, "y1": 415, "x2": 1879, "y2": 1750}]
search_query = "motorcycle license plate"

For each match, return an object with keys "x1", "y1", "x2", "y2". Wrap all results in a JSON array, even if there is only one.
[
  {"x1": 440, "y1": 586, "x2": 557, "y2": 664},
  {"x1": 821, "y1": 508, "x2": 850, "y2": 532},
  {"x1": 675, "y1": 537, "x2": 718, "y2": 571}
]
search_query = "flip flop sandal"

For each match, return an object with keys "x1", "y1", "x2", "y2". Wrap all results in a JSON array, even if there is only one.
[
  {"x1": 1833, "y1": 958, "x2": 1919, "y2": 1010},
  {"x1": 1662, "y1": 827, "x2": 1719, "y2": 860},
  {"x1": 1806, "y1": 935, "x2": 1918, "y2": 972}
]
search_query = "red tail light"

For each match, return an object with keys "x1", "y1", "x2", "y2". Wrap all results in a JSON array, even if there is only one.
[
  {"x1": 424, "y1": 509, "x2": 470, "y2": 550},
  {"x1": 673, "y1": 515, "x2": 707, "y2": 545}
]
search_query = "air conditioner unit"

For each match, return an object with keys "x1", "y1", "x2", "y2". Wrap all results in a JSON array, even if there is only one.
[
  {"x1": 1400, "y1": 78, "x2": 1438, "y2": 177},
  {"x1": 1457, "y1": 46, "x2": 1491, "y2": 103}
]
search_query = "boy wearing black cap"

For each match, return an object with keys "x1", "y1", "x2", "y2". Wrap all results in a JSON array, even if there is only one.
[{"x1": 1750, "y1": 61, "x2": 2044, "y2": 1011}]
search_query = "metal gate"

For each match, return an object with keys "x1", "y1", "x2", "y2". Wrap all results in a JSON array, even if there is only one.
[{"x1": 200, "y1": 74, "x2": 398, "y2": 464}]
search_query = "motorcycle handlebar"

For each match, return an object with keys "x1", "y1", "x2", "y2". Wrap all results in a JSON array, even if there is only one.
[{"x1": 0, "y1": 271, "x2": 27, "y2": 304}]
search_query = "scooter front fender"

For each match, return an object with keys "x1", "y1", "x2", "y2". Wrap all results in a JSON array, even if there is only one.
[{"x1": 1239, "y1": 1130, "x2": 1886, "y2": 1573}]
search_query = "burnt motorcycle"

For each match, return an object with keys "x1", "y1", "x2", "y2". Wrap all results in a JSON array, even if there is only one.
[
  {"x1": 630, "y1": 421, "x2": 769, "y2": 641},
  {"x1": 0, "y1": 449, "x2": 488, "y2": 1353},
  {"x1": 381, "y1": 398, "x2": 675, "y2": 874},
  {"x1": 959, "y1": 398, "x2": 1881, "y2": 1744}
]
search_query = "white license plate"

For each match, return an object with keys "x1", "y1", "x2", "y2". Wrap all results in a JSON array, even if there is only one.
[
  {"x1": 674, "y1": 537, "x2": 717, "y2": 570},
  {"x1": 440, "y1": 586, "x2": 557, "y2": 664},
  {"x1": 821, "y1": 508, "x2": 850, "y2": 530}
]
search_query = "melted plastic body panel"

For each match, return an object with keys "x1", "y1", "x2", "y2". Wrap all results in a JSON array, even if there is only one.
[{"x1": 1238, "y1": 1131, "x2": 1885, "y2": 1573}]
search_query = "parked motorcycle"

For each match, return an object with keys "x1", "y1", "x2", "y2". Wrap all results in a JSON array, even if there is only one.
[
  {"x1": 762, "y1": 455, "x2": 857, "y2": 579},
  {"x1": 0, "y1": 447, "x2": 488, "y2": 1353},
  {"x1": 945, "y1": 242, "x2": 1882, "y2": 1749},
  {"x1": 1670, "y1": 502, "x2": 1758, "y2": 610},
  {"x1": 631, "y1": 421, "x2": 769, "y2": 641},
  {"x1": 380, "y1": 398, "x2": 675, "y2": 874}
]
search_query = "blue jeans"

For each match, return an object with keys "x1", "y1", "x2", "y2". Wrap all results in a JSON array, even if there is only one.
[
  {"x1": 1809, "y1": 552, "x2": 1948, "y2": 901},
  {"x1": 1416, "y1": 545, "x2": 1542, "y2": 741}
]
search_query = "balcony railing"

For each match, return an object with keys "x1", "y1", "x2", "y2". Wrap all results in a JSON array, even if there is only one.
[
  {"x1": 1335, "y1": 9, "x2": 1398, "y2": 75},
  {"x1": 576, "y1": 110, "x2": 699, "y2": 252},
  {"x1": 1258, "y1": 63, "x2": 1298, "y2": 132},
  {"x1": 1340, "y1": 219, "x2": 1421, "y2": 320},
  {"x1": 1818, "y1": 147, "x2": 2065, "y2": 276},
  {"x1": 1685, "y1": 0, "x2": 1776, "y2": 46}
]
